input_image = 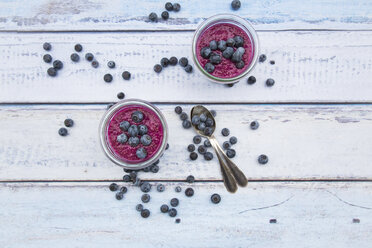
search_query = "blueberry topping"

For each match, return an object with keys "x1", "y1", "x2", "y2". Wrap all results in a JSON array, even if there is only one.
[
  {"x1": 258, "y1": 154, "x2": 268, "y2": 164},
  {"x1": 43, "y1": 54, "x2": 52, "y2": 63},
  {"x1": 64, "y1": 118, "x2": 74, "y2": 127},
  {"x1": 204, "y1": 152, "x2": 214, "y2": 161},
  {"x1": 141, "y1": 209, "x2": 150, "y2": 218},
  {"x1": 221, "y1": 128, "x2": 230, "y2": 136},
  {"x1": 170, "y1": 198, "x2": 179, "y2": 207},
  {"x1": 211, "y1": 193, "x2": 221, "y2": 204},
  {"x1": 179, "y1": 57, "x2": 188, "y2": 67},
  {"x1": 192, "y1": 115, "x2": 201, "y2": 125},
  {"x1": 222, "y1": 47, "x2": 234, "y2": 59},
  {"x1": 136, "y1": 204, "x2": 143, "y2": 212},
  {"x1": 231, "y1": 0, "x2": 241, "y2": 10},
  {"x1": 154, "y1": 64, "x2": 162, "y2": 73},
  {"x1": 190, "y1": 152, "x2": 198, "y2": 160},
  {"x1": 117, "y1": 133, "x2": 128, "y2": 144},
  {"x1": 233, "y1": 36, "x2": 244, "y2": 47},
  {"x1": 184, "y1": 64, "x2": 193, "y2": 73},
  {"x1": 119, "y1": 121, "x2": 130, "y2": 131},
  {"x1": 43, "y1": 42, "x2": 51, "y2": 51},
  {"x1": 201, "y1": 47, "x2": 212, "y2": 59},
  {"x1": 226, "y1": 149, "x2": 236, "y2": 158},
  {"x1": 193, "y1": 135, "x2": 202, "y2": 144},
  {"x1": 197, "y1": 122, "x2": 206, "y2": 131},
  {"x1": 204, "y1": 139, "x2": 211, "y2": 147},
  {"x1": 140, "y1": 182, "x2": 152, "y2": 193},
  {"x1": 259, "y1": 54, "x2": 267, "y2": 63},
  {"x1": 141, "y1": 193, "x2": 150, "y2": 203},
  {"x1": 210, "y1": 54, "x2": 221, "y2": 65},
  {"x1": 160, "y1": 204, "x2": 169, "y2": 213},
  {"x1": 140, "y1": 134, "x2": 152, "y2": 146},
  {"x1": 226, "y1": 38, "x2": 235, "y2": 47},
  {"x1": 175, "y1": 106, "x2": 182, "y2": 114},
  {"x1": 165, "y1": 2, "x2": 173, "y2": 11},
  {"x1": 85, "y1": 53, "x2": 94, "y2": 61},
  {"x1": 180, "y1": 112, "x2": 188, "y2": 121},
  {"x1": 168, "y1": 208, "x2": 177, "y2": 217},
  {"x1": 185, "y1": 187, "x2": 194, "y2": 197},
  {"x1": 115, "y1": 192, "x2": 124, "y2": 200},
  {"x1": 270, "y1": 60, "x2": 275, "y2": 65},
  {"x1": 70, "y1": 53, "x2": 80, "y2": 62},
  {"x1": 157, "y1": 184, "x2": 165, "y2": 192},
  {"x1": 231, "y1": 47, "x2": 245, "y2": 63},
  {"x1": 138, "y1": 124, "x2": 148, "y2": 135},
  {"x1": 161, "y1": 11, "x2": 169, "y2": 20},
  {"x1": 186, "y1": 175, "x2": 195, "y2": 183},
  {"x1": 136, "y1": 147, "x2": 147, "y2": 159},
  {"x1": 58, "y1": 127, "x2": 68, "y2": 136},
  {"x1": 150, "y1": 164, "x2": 159, "y2": 173},
  {"x1": 109, "y1": 183, "x2": 118, "y2": 191},
  {"x1": 120, "y1": 186, "x2": 128, "y2": 193},
  {"x1": 204, "y1": 63, "x2": 215, "y2": 73},
  {"x1": 235, "y1": 61, "x2": 245, "y2": 69},
  {"x1": 91, "y1": 60, "x2": 99, "y2": 68},
  {"x1": 127, "y1": 125, "x2": 138, "y2": 137},
  {"x1": 128, "y1": 137, "x2": 140, "y2": 147},
  {"x1": 187, "y1": 144, "x2": 195, "y2": 152},
  {"x1": 173, "y1": 3, "x2": 181, "y2": 11},
  {"x1": 149, "y1": 12, "x2": 158, "y2": 22},
  {"x1": 229, "y1": 136, "x2": 237, "y2": 144},
  {"x1": 204, "y1": 127, "x2": 214, "y2": 136},
  {"x1": 74, "y1": 44, "x2": 82, "y2": 52},
  {"x1": 132, "y1": 111, "x2": 144, "y2": 123},
  {"x1": 222, "y1": 141, "x2": 231, "y2": 150},
  {"x1": 210, "y1": 110, "x2": 217, "y2": 117},
  {"x1": 182, "y1": 120, "x2": 192, "y2": 129},
  {"x1": 217, "y1": 40, "x2": 227, "y2": 51},
  {"x1": 160, "y1": 57, "x2": 170, "y2": 67},
  {"x1": 199, "y1": 113, "x2": 207, "y2": 122},
  {"x1": 209, "y1": 40, "x2": 218, "y2": 50},
  {"x1": 175, "y1": 186, "x2": 182, "y2": 192},
  {"x1": 250, "y1": 121, "x2": 259, "y2": 130},
  {"x1": 103, "y1": 73, "x2": 113, "y2": 83},
  {"x1": 169, "y1": 56, "x2": 178, "y2": 65},
  {"x1": 247, "y1": 76, "x2": 256, "y2": 85},
  {"x1": 123, "y1": 174, "x2": 131, "y2": 182},
  {"x1": 205, "y1": 118, "x2": 214, "y2": 127},
  {"x1": 198, "y1": 145, "x2": 207, "y2": 154},
  {"x1": 53, "y1": 60, "x2": 63, "y2": 70},
  {"x1": 117, "y1": 92, "x2": 125, "y2": 99},
  {"x1": 266, "y1": 78, "x2": 275, "y2": 87}
]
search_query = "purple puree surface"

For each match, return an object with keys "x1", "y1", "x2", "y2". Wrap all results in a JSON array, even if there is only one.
[
  {"x1": 196, "y1": 23, "x2": 254, "y2": 79},
  {"x1": 106, "y1": 105, "x2": 164, "y2": 164}
]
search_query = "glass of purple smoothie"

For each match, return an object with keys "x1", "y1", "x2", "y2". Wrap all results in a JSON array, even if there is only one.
[
  {"x1": 192, "y1": 14, "x2": 259, "y2": 84},
  {"x1": 99, "y1": 99, "x2": 168, "y2": 170}
]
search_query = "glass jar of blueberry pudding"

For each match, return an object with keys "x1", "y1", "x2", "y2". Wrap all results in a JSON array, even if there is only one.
[
  {"x1": 99, "y1": 99, "x2": 168, "y2": 170},
  {"x1": 192, "y1": 14, "x2": 259, "y2": 84}
]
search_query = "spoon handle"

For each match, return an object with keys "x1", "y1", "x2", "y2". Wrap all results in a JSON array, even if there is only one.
[
  {"x1": 209, "y1": 138, "x2": 237, "y2": 193},
  {"x1": 212, "y1": 136, "x2": 248, "y2": 187}
]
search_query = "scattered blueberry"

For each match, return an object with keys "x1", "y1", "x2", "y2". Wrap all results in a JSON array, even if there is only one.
[
  {"x1": 211, "y1": 193, "x2": 221, "y2": 204},
  {"x1": 210, "y1": 110, "x2": 217, "y2": 117},
  {"x1": 140, "y1": 182, "x2": 152, "y2": 193},
  {"x1": 149, "y1": 12, "x2": 158, "y2": 22},
  {"x1": 141, "y1": 193, "x2": 150, "y2": 203},
  {"x1": 150, "y1": 164, "x2": 159, "y2": 173},
  {"x1": 270, "y1": 219, "x2": 277, "y2": 224},
  {"x1": 58, "y1": 127, "x2": 68, "y2": 136},
  {"x1": 259, "y1": 54, "x2": 267, "y2": 63},
  {"x1": 53, "y1": 60, "x2": 63, "y2": 70},
  {"x1": 270, "y1": 60, "x2": 275, "y2": 65},
  {"x1": 130, "y1": 171, "x2": 137, "y2": 182},
  {"x1": 179, "y1": 57, "x2": 188, "y2": 67},
  {"x1": 184, "y1": 64, "x2": 193, "y2": 73},
  {"x1": 117, "y1": 133, "x2": 128, "y2": 144},
  {"x1": 226, "y1": 38, "x2": 235, "y2": 47},
  {"x1": 161, "y1": 11, "x2": 169, "y2": 20},
  {"x1": 104, "y1": 73, "x2": 113, "y2": 83},
  {"x1": 266, "y1": 78, "x2": 275, "y2": 87},
  {"x1": 160, "y1": 57, "x2": 170, "y2": 67},
  {"x1": 247, "y1": 76, "x2": 256, "y2": 85},
  {"x1": 157, "y1": 184, "x2": 165, "y2": 192},
  {"x1": 250, "y1": 121, "x2": 259, "y2": 130},
  {"x1": 193, "y1": 135, "x2": 202, "y2": 144},
  {"x1": 85, "y1": 53, "x2": 94, "y2": 61},
  {"x1": 226, "y1": 149, "x2": 236, "y2": 158},
  {"x1": 204, "y1": 127, "x2": 214, "y2": 136},
  {"x1": 120, "y1": 186, "x2": 128, "y2": 193},
  {"x1": 185, "y1": 188, "x2": 194, "y2": 197},
  {"x1": 204, "y1": 139, "x2": 211, "y2": 147},
  {"x1": 209, "y1": 40, "x2": 218, "y2": 50},
  {"x1": 165, "y1": 2, "x2": 173, "y2": 11},
  {"x1": 141, "y1": 209, "x2": 150, "y2": 218},
  {"x1": 138, "y1": 125, "x2": 148, "y2": 135},
  {"x1": 173, "y1": 3, "x2": 181, "y2": 11},
  {"x1": 182, "y1": 120, "x2": 192, "y2": 129},
  {"x1": 122, "y1": 71, "x2": 131, "y2": 80},
  {"x1": 186, "y1": 175, "x2": 195, "y2": 183},
  {"x1": 235, "y1": 60, "x2": 245, "y2": 69},
  {"x1": 168, "y1": 208, "x2": 177, "y2": 217},
  {"x1": 128, "y1": 137, "x2": 140, "y2": 147},
  {"x1": 107, "y1": 61, "x2": 115, "y2": 68},
  {"x1": 234, "y1": 36, "x2": 244, "y2": 47},
  {"x1": 180, "y1": 112, "x2": 188, "y2": 121},
  {"x1": 74, "y1": 44, "x2": 83, "y2": 52},
  {"x1": 166, "y1": 143, "x2": 169, "y2": 150},
  {"x1": 231, "y1": 0, "x2": 241, "y2": 10},
  {"x1": 160, "y1": 204, "x2": 169, "y2": 213},
  {"x1": 169, "y1": 56, "x2": 178, "y2": 65},
  {"x1": 115, "y1": 192, "x2": 124, "y2": 200},
  {"x1": 204, "y1": 152, "x2": 214, "y2": 161},
  {"x1": 201, "y1": 47, "x2": 212, "y2": 59},
  {"x1": 227, "y1": 83, "x2": 234, "y2": 87},
  {"x1": 43, "y1": 54, "x2": 52, "y2": 63},
  {"x1": 109, "y1": 183, "x2": 119, "y2": 191},
  {"x1": 170, "y1": 198, "x2": 179, "y2": 207},
  {"x1": 70, "y1": 53, "x2": 80, "y2": 62},
  {"x1": 140, "y1": 134, "x2": 152, "y2": 146},
  {"x1": 64, "y1": 118, "x2": 74, "y2": 127},
  {"x1": 198, "y1": 145, "x2": 207, "y2": 155},
  {"x1": 175, "y1": 218, "x2": 181, "y2": 223},
  {"x1": 117, "y1": 92, "x2": 125, "y2": 100},
  {"x1": 204, "y1": 63, "x2": 215, "y2": 73},
  {"x1": 229, "y1": 136, "x2": 237, "y2": 144},
  {"x1": 132, "y1": 111, "x2": 144, "y2": 123},
  {"x1": 91, "y1": 60, "x2": 99, "y2": 68},
  {"x1": 136, "y1": 147, "x2": 147, "y2": 159},
  {"x1": 107, "y1": 103, "x2": 114, "y2": 109},
  {"x1": 119, "y1": 121, "x2": 130, "y2": 131},
  {"x1": 210, "y1": 54, "x2": 222, "y2": 65},
  {"x1": 175, "y1": 106, "x2": 182, "y2": 114},
  {"x1": 154, "y1": 64, "x2": 162, "y2": 73},
  {"x1": 222, "y1": 141, "x2": 231, "y2": 150},
  {"x1": 175, "y1": 186, "x2": 182, "y2": 192},
  {"x1": 221, "y1": 128, "x2": 230, "y2": 136},
  {"x1": 142, "y1": 166, "x2": 150, "y2": 172},
  {"x1": 217, "y1": 40, "x2": 227, "y2": 51},
  {"x1": 123, "y1": 174, "x2": 131, "y2": 182},
  {"x1": 136, "y1": 204, "x2": 143, "y2": 212},
  {"x1": 190, "y1": 152, "x2": 198, "y2": 160},
  {"x1": 258, "y1": 154, "x2": 268, "y2": 164},
  {"x1": 43, "y1": 42, "x2": 51, "y2": 51},
  {"x1": 222, "y1": 47, "x2": 234, "y2": 59},
  {"x1": 187, "y1": 144, "x2": 195, "y2": 152}
]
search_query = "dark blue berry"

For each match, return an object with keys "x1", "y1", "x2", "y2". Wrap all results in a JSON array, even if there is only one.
[
  {"x1": 175, "y1": 106, "x2": 182, "y2": 114},
  {"x1": 250, "y1": 121, "x2": 259, "y2": 130},
  {"x1": 104, "y1": 73, "x2": 113, "y2": 83},
  {"x1": 175, "y1": 186, "x2": 182, "y2": 192},
  {"x1": 43, "y1": 54, "x2": 52, "y2": 63},
  {"x1": 175, "y1": 218, "x2": 181, "y2": 223},
  {"x1": 64, "y1": 118, "x2": 74, "y2": 127},
  {"x1": 140, "y1": 134, "x2": 152, "y2": 146},
  {"x1": 198, "y1": 145, "x2": 207, "y2": 154},
  {"x1": 234, "y1": 36, "x2": 244, "y2": 47},
  {"x1": 115, "y1": 192, "x2": 124, "y2": 200},
  {"x1": 123, "y1": 174, "x2": 131, "y2": 182},
  {"x1": 193, "y1": 135, "x2": 202, "y2": 144},
  {"x1": 136, "y1": 204, "x2": 143, "y2": 212},
  {"x1": 117, "y1": 92, "x2": 125, "y2": 99},
  {"x1": 247, "y1": 76, "x2": 256, "y2": 85},
  {"x1": 198, "y1": 122, "x2": 206, "y2": 131},
  {"x1": 204, "y1": 152, "x2": 214, "y2": 161},
  {"x1": 187, "y1": 144, "x2": 195, "y2": 152},
  {"x1": 222, "y1": 141, "x2": 231, "y2": 150},
  {"x1": 43, "y1": 42, "x2": 51, "y2": 51},
  {"x1": 270, "y1": 60, "x2": 275, "y2": 65},
  {"x1": 201, "y1": 47, "x2": 212, "y2": 59},
  {"x1": 120, "y1": 186, "x2": 128, "y2": 193},
  {"x1": 231, "y1": 47, "x2": 245, "y2": 63},
  {"x1": 184, "y1": 65, "x2": 193, "y2": 73},
  {"x1": 85, "y1": 53, "x2": 94, "y2": 61},
  {"x1": 204, "y1": 127, "x2": 213, "y2": 136},
  {"x1": 231, "y1": 0, "x2": 241, "y2": 10},
  {"x1": 226, "y1": 149, "x2": 236, "y2": 158},
  {"x1": 128, "y1": 125, "x2": 139, "y2": 137},
  {"x1": 235, "y1": 61, "x2": 245, "y2": 69},
  {"x1": 122, "y1": 71, "x2": 131, "y2": 80},
  {"x1": 221, "y1": 128, "x2": 230, "y2": 136},
  {"x1": 109, "y1": 183, "x2": 118, "y2": 191},
  {"x1": 166, "y1": 143, "x2": 169, "y2": 150},
  {"x1": 258, "y1": 154, "x2": 268, "y2": 164},
  {"x1": 190, "y1": 152, "x2": 198, "y2": 160},
  {"x1": 160, "y1": 57, "x2": 169, "y2": 67},
  {"x1": 107, "y1": 61, "x2": 115, "y2": 68},
  {"x1": 259, "y1": 54, "x2": 266, "y2": 63},
  {"x1": 141, "y1": 209, "x2": 150, "y2": 218},
  {"x1": 210, "y1": 110, "x2": 217, "y2": 117},
  {"x1": 182, "y1": 120, "x2": 191, "y2": 129},
  {"x1": 91, "y1": 60, "x2": 99, "y2": 68},
  {"x1": 141, "y1": 194, "x2": 150, "y2": 203},
  {"x1": 160, "y1": 204, "x2": 169, "y2": 213},
  {"x1": 180, "y1": 112, "x2": 188, "y2": 121},
  {"x1": 222, "y1": 47, "x2": 234, "y2": 59},
  {"x1": 132, "y1": 111, "x2": 144, "y2": 123},
  {"x1": 150, "y1": 164, "x2": 159, "y2": 173},
  {"x1": 142, "y1": 166, "x2": 150, "y2": 172},
  {"x1": 70, "y1": 53, "x2": 80, "y2": 62},
  {"x1": 128, "y1": 137, "x2": 140, "y2": 147},
  {"x1": 149, "y1": 12, "x2": 158, "y2": 22},
  {"x1": 229, "y1": 136, "x2": 237, "y2": 144},
  {"x1": 211, "y1": 193, "x2": 221, "y2": 204},
  {"x1": 205, "y1": 118, "x2": 214, "y2": 127},
  {"x1": 209, "y1": 40, "x2": 218, "y2": 50},
  {"x1": 154, "y1": 64, "x2": 162, "y2": 73},
  {"x1": 138, "y1": 124, "x2": 148, "y2": 135},
  {"x1": 130, "y1": 171, "x2": 137, "y2": 182},
  {"x1": 165, "y1": 2, "x2": 173, "y2": 11},
  {"x1": 170, "y1": 198, "x2": 179, "y2": 207},
  {"x1": 204, "y1": 63, "x2": 215, "y2": 73},
  {"x1": 157, "y1": 184, "x2": 165, "y2": 192},
  {"x1": 218, "y1": 40, "x2": 227, "y2": 51},
  {"x1": 53, "y1": 60, "x2": 63, "y2": 70},
  {"x1": 185, "y1": 188, "x2": 194, "y2": 197},
  {"x1": 266, "y1": 78, "x2": 275, "y2": 87},
  {"x1": 136, "y1": 147, "x2": 147, "y2": 159},
  {"x1": 161, "y1": 11, "x2": 169, "y2": 20},
  {"x1": 186, "y1": 175, "x2": 195, "y2": 183},
  {"x1": 168, "y1": 208, "x2": 177, "y2": 217},
  {"x1": 169, "y1": 56, "x2": 178, "y2": 65},
  {"x1": 270, "y1": 219, "x2": 277, "y2": 223},
  {"x1": 173, "y1": 3, "x2": 181, "y2": 11},
  {"x1": 210, "y1": 54, "x2": 221, "y2": 65},
  {"x1": 204, "y1": 139, "x2": 211, "y2": 147},
  {"x1": 74, "y1": 44, "x2": 82, "y2": 52},
  {"x1": 58, "y1": 127, "x2": 68, "y2": 136},
  {"x1": 179, "y1": 57, "x2": 188, "y2": 67},
  {"x1": 140, "y1": 182, "x2": 152, "y2": 193},
  {"x1": 192, "y1": 115, "x2": 201, "y2": 125},
  {"x1": 226, "y1": 38, "x2": 235, "y2": 47},
  {"x1": 124, "y1": 168, "x2": 133, "y2": 173},
  {"x1": 199, "y1": 114, "x2": 207, "y2": 122},
  {"x1": 117, "y1": 133, "x2": 128, "y2": 144},
  {"x1": 119, "y1": 121, "x2": 130, "y2": 131}
]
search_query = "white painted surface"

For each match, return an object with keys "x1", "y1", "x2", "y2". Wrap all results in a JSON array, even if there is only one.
[
  {"x1": 0, "y1": 0, "x2": 371, "y2": 31},
  {"x1": 1, "y1": 104, "x2": 372, "y2": 181},
  {"x1": 1, "y1": 182, "x2": 371, "y2": 248},
  {"x1": 0, "y1": 31, "x2": 372, "y2": 103}
]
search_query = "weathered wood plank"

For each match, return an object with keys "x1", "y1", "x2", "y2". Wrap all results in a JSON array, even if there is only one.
[
  {"x1": 0, "y1": 0, "x2": 371, "y2": 31},
  {"x1": 1, "y1": 182, "x2": 371, "y2": 247},
  {"x1": 1, "y1": 104, "x2": 372, "y2": 181},
  {"x1": 0, "y1": 31, "x2": 371, "y2": 103}
]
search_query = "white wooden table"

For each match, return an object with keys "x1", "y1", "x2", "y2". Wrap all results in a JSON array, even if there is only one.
[{"x1": 0, "y1": 1, "x2": 372, "y2": 247}]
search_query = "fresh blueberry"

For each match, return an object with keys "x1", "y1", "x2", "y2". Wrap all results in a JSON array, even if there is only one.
[
  {"x1": 157, "y1": 184, "x2": 165, "y2": 192},
  {"x1": 201, "y1": 47, "x2": 212, "y2": 59},
  {"x1": 166, "y1": 143, "x2": 169, "y2": 150},
  {"x1": 187, "y1": 144, "x2": 195, "y2": 152},
  {"x1": 70, "y1": 53, "x2": 80, "y2": 62},
  {"x1": 231, "y1": 47, "x2": 245, "y2": 63},
  {"x1": 222, "y1": 47, "x2": 234, "y2": 59},
  {"x1": 128, "y1": 136, "x2": 140, "y2": 147},
  {"x1": 140, "y1": 134, "x2": 152, "y2": 146},
  {"x1": 266, "y1": 78, "x2": 275, "y2": 87},
  {"x1": 185, "y1": 188, "x2": 194, "y2": 197},
  {"x1": 270, "y1": 219, "x2": 277, "y2": 224},
  {"x1": 231, "y1": 0, "x2": 241, "y2": 10},
  {"x1": 91, "y1": 60, "x2": 99, "y2": 68},
  {"x1": 222, "y1": 141, "x2": 231, "y2": 150},
  {"x1": 258, "y1": 154, "x2": 268, "y2": 164},
  {"x1": 259, "y1": 54, "x2": 266, "y2": 63},
  {"x1": 141, "y1": 194, "x2": 150, "y2": 203},
  {"x1": 140, "y1": 182, "x2": 152, "y2": 193},
  {"x1": 43, "y1": 54, "x2": 52, "y2": 63},
  {"x1": 210, "y1": 54, "x2": 222, "y2": 65},
  {"x1": 204, "y1": 152, "x2": 214, "y2": 161},
  {"x1": 270, "y1": 60, "x2": 275, "y2": 65},
  {"x1": 218, "y1": 40, "x2": 227, "y2": 51},
  {"x1": 180, "y1": 112, "x2": 188, "y2": 121},
  {"x1": 160, "y1": 204, "x2": 169, "y2": 213},
  {"x1": 198, "y1": 145, "x2": 207, "y2": 154},
  {"x1": 234, "y1": 36, "x2": 244, "y2": 47},
  {"x1": 175, "y1": 186, "x2": 182, "y2": 192},
  {"x1": 226, "y1": 149, "x2": 236, "y2": 158},
  {"x1": 107, "y1": 103, "x2": 114, "y2": 109},
  {"x1": 150, "y1": 164, "x2": 159, "y2": 173},
  {"x1": 168, "y1": 208, "x2": 177, "y2": 217},
  {"x1": 85, "y1": 53, "x2": 94, "y2": 61},
  {"x1": 204, "y1": 139, "x2": 211, "y2": 147},
  {"x1": 154, "y1": 64, "x2": 162, "y2": 73},
  {"x1": 198, "y1": 122, "x2": 206, "y2": 131},
  {"x1": 247, "y1": 76, "x2": 256, "y2": 85},
  {"x1": 122, "y1": 71, "x2": 131, "y2": 80},
  {"x1": 182, "y1": 120, "x2": 192, "y2": 129},
  {"x1": 221, "y1": 128, "x2": 230, "y2": 136},
  {"x1": 205, "y1": 118, "x2": 214, "y2": 127},
  {"x1": 115, "y1": 192, "x2": 124, "y2": 200},
  {"x1": 123, "y1": 174, "x2": 131, "y2": 182},
  {"x1": 227, "y1": 83, "x2": 234, "y2": 87},
  {"x1": 165, "y1": 2, "x2": 173, "y2": 11},
  {"x1": 204, "y1": 127, "x2": 214, "y2": 136},
  {"x1": 229, "y1": 136, "x2": 237, "y2": 144},
  {"x1": 142, "y1": 166, "x2": 150, "y2": 172},
  {"x1": 175, "y1": 218, "x2": 181, "y2": 223},
  {"x1": 132, "y1": 111, "x2": 144, "y2": 123},
  {"x1": 130, "y1": 171, "x2": 137, "y2": 182},
  {"x1": 58, "y1": 127, "x2": 68, "y2": 136},
  {"x1": 199, "y1": 113, "x2": 207, "y2": 122},
  {"x1": 136, "y1": 204, "x2": 143, "y2": 212},
  {"x1": 209, "y1": 40, "x2": 218, "y2": 50},
  {"x1": 119, "y1": 121, "x2": 130, "y2": 131},
  {"x1": 53, "y1": 60, "x2": 63, "y2": 70},
  {"x1": 138, "y1": 125, "x2": 148, "y2": 135},
  {"x1": 204, "y1": 63, "x2": 215, "y2": 73},
  {"x1": 64, "y1": 118, "x2": 74, "y2": 127},
  {"x1": 123, "y1": 168, "x2": 133, "y2": 173},
  {"x1": 226, "y1": 38, "x2": 235, "y2": 47},
  {"x1": 161, "y1": 11, "x2": 169, "y2": 20},
  {"x1": 120, "y1": 186, "x2": 128, "y2": 193},
  {"x1": 169, "y1": 56, "x2": 178, "y2": 65},
  {"x1": 173, "y1": 3, "x2": 181, "y2": 11},
  {"x1": 160, "y1": 57, "x2": 170, "y2": 67},
  {"x1": 141, "y1": 209, "x2": 150, "y2": 218},
  {"x1": 107, "y1": 61, "x2": 115, "y2": 68},
  {"x1": 117, "y1": 92, "x2": 125, "y2": 100},
  {"x1": 43, "y1": 42, "x2": 51, "y2": 51},
  {"x1": 175, "y1": 106, "x2": 182, "y2": 114},
  {"x1": 128, "y1": 125, "x2": 139, "y2": 137},
  {"x1": 250, "y1": 121, "x2": 259, "y2": 130},
  {"x1": 74, "y1": 44, "x2": 83, "y2": 52},
  {"x1": 193, "y1": 135, "x2": 202, "y2": 144},
  {"x1": 136, "y1": 147, "x2": 147, "y2": 159},
  {"x1": 190, "y1": 152, "x2": 198, "y2": 160},
  {"x1": 192, "y1": 115, "x2": 201, "y2": 125},
  {"x1": 179, "y1": 57, "x2": 188, "y2": 67},
  {"x1": 186, "y1": 175, "x2": 195, "y2": 183},
  {"x1": 134, "y1": 178, "x2": 142, "y2": 187},
  {"x1": 235, "y1": 61, "x2": 245, "y2": 69},
  {"x1": 211, "y1": 193, "x2": 221, "y2": 204},
  {"x1": 184, "y1": 64, "x2": 193, "y2": 73},
  {"x1": 117, "y1": 133, "x2": 128, "y2": 144},
  {"x1": 109, "y1": 183, "x2": 119, "y2": 191},
  {"x1": 149, "y1": 12, "x2": 158, "y2": 22},
  {"x1": 104, "y1": 74, "x2": 113, "y2": 83},
  {"x1": 170, "y1": 198, "x2": 179, "y2": 207},
  {"x1": 210, "y1": 110, "x2": 217, "y2": 117}
]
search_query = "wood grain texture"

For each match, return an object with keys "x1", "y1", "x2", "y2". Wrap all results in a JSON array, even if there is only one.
[
  {"x1": 1, "y1": 104, "x2": 372, "y2": 181},
  {"x1": 0, "y1": 31, "x2": 372, "y2": 103},
  {"x1": 0, "y1": 0, "x2": 371, "y2": 31},
  {"x1": 1, "y1": 182, "x2": 371, "y2": 247}
]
